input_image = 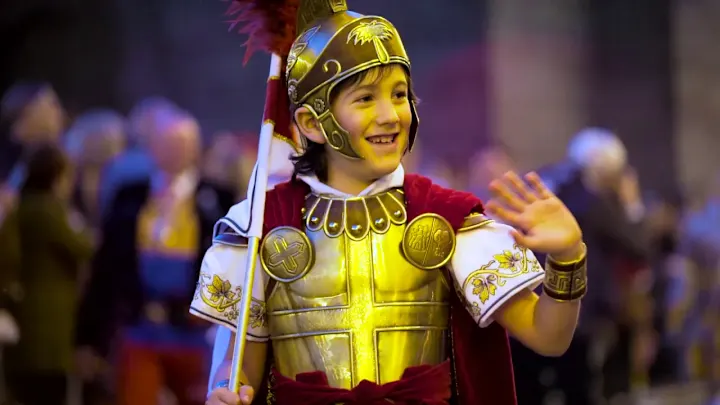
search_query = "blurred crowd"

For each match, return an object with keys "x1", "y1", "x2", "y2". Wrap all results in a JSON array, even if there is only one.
[{"x1": 0, "y1": 81, "x2": 717, "y2": 405}]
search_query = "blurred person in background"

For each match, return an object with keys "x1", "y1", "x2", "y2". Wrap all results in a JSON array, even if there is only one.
[
  {"x1": 416, "y1": 158, "x2": 458, "y2": 189},
  {"x1": 6, "y1": 144, "x2": 94, "y2": 405},
  {"x1": 76, "y1": 109, "x2": 234, "y2": 405},
  {"x1": 64, "y1": 108, "x2": 128, "y2": 229},
  {"x1": 202, "y1": 131, "x2": 258, "y2": 199},
  {"x1": 99, "y1": 96, "x2": 178, "y2": 217},
  {"x1": 551, "y1": 127, "x2": 653, "y2": 403},
  {"x1": 235, "y1": 133, "x2": 259, "y2": 198},
  {"x1": 644, "y1": 191, "x2": 686, "y2": 386},
  {"x1": 63, "y1": 108, "x2": 128, "y2": 405},
  {"x1": 0, "y1": 82, "x2": 66, "y2": 361},
  {"x1": 0, "y1": 82, "x2": 65, "y2": 182},
  {"x1": 467, "y1": 143, "x2": 516, "y2": 202},
  {"x1": 678, "y1": 174, "x2": 720, "y2": 405},
  {"x1": 0, "y1": 81, "x2": 66, "y2": 221},
  {"x1": 0, "y1": 82, "x2": 66, "y2": 216},
  {"x1": 401, "y1": 139, "x2": 461, "y2": 189}
]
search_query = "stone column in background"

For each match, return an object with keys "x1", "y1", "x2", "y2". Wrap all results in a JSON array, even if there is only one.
[
  {"x1": 586, "y1": 0, "x2": 675, "y2": 197},
  {"x1": 674, "y1": 1, "x2": 720, "y2": 202},
  {"x1": 486, "y1": 0, "x2": 589, "y2": 172}
]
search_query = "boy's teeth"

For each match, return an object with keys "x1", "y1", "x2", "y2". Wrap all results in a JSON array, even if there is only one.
[{"x1": 369, "y1": 135, "x2": 394, "y2": 144}]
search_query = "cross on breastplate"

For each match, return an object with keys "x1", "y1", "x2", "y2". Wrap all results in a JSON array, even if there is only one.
[
  {"x1": 269, "y1": 233, "x2": 449, "y2": 387},
  {"x1": 268, "y1": 237, "x2": 305, "y2": 274}
]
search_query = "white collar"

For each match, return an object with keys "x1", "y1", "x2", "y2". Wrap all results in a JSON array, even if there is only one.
[
  {"x1": 297, "y1": 165, "x2": 405, "y2": 197},
  {"x1": 151, "y1": 169, "x2": 198, "y2": 200}
]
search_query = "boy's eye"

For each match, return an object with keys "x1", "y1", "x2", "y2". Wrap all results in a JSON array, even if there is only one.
[
  {"x1": 355, "y1": 95, "x2": 373, "y2": 103},
  {"x1": 394, "y1": 91, "x2": 408, "y2": 99}
]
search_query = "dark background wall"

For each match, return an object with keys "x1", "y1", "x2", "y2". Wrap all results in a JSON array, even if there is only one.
[
  {"x1": 1, "y1": 0, "x2": 685, "y2": 194},
  {"x1": 587, "y1": 0, "x2": 675, "y2": 195}
]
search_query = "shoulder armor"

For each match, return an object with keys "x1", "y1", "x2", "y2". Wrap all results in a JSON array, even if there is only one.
[
  {"x1": 213, "y1": 228, "x2": 249, "y2": 247},
  {"x1": 458, "y1": 213, "x2": 494, "y2": 232}
]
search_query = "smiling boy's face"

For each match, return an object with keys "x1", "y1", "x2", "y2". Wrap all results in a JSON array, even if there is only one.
[{"x1": 296, "y1": 64, "x2": 413, "y2": 183}]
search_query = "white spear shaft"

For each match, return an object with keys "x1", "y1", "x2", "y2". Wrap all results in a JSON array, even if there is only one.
[{"x1": 229, "y1": 53, "x2": 283, "y2": 393}]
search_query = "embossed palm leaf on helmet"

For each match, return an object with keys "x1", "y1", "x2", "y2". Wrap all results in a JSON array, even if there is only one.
[{"x1": 347, "y1": 20, "x2": 394, "y2": 63}]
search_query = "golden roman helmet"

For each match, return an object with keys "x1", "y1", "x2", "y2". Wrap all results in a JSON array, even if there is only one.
[{"x1": 286, "y1": 0, "x2": 419, "y2": 159}]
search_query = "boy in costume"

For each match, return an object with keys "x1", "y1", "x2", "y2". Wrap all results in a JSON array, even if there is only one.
[{"x1": 192, "y1": 1, "x2": 588, "y2": 404}]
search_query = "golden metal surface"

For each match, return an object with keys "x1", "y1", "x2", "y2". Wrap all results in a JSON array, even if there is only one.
[
  {"x1": 296, "y1": 0, "x2": 348, "y2": 36},
  {"x1": 457, "y1": 213, "x2": 494, "y2": 232},
  {"x1": 260, "y1": 226, "x2": 315, "y2": 283},
  {"x1": 266, "y1": 192, "x2": 450, "y2": 389},
  {"x1": 304, "y1": 188, "x2": 406, "y2": 240},
  {"x1": 285, "y1": 9, "x2": 418, "y2": 159},
  {"x1": 543, "y1": 246, "x2": 587, "y2": 301},
  {"x1": 543, "y1": 262, "x2": 587, "y2": 301},
  {"x1": 402, "y1": 214, "x2": 456, "y2": 270}
]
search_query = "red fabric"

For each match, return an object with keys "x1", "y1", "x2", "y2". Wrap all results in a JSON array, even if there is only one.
[
  {"x1": 224, "y1": 0, "x2": 300, "y2": 65},
  {"x1": 117, "y1": 339, "x2": 207, "y2": 405},
  {"x1": 272, "y1": 361, "x2": 451, "y2": 405},
  {"x1": 263, "y1": 76, "x2": 297, "y2": 145},
  {"x1": 262, "y1": 180, "x2": 308, "y2": 236},
  {"x1": 261, "y1": 174, "x2": 517, "y2": 405},
  {"x1": 402, "y1": 174, "x2": 482, "y2": 226},
  {"x1": 614, "y1": 258, "x2": 646, "y2": 281}
]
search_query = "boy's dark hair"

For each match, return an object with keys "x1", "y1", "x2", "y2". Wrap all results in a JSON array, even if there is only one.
[
  {"x1": 22, "y1": 144, "x2": 69, "y2": 194},
  {"x1": 290, "y1": 65, "x2": 416, "y2": 182}
]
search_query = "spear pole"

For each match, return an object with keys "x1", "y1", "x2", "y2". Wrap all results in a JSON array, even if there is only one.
[{"x1": 228, "y1": 53, "x2": 283, "y2": 393}]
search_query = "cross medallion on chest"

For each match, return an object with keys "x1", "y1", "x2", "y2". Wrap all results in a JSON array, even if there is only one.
[
  {"x1": 260, "y1": 226, "x2": 315, "y2": 283},
  {"x1": 268, "y1": 237, "x2": 305, "y2": 274}
]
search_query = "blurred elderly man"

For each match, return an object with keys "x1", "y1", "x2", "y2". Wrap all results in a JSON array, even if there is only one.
[
  {"x1": 554, "y1": 127, "x2": 652, "y2": 402},
  {"x1": 99, "y1": 96, "x2": 178, "y2": 217},
  {"x1": 76, "y1": 109, "x2": 235, "y2": 405}
]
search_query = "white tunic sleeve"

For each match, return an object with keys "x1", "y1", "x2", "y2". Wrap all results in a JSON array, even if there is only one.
[
  {"x1": 449, "y1": 219, "x2": 545, "y2": 327},
  {"x1": 190, "y1": 233, "x2": 270, "y2": 342}
]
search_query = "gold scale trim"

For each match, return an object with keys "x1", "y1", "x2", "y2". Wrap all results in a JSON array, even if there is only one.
[{"x1": 301, "y1": 188, "x2": 407, "y2": 240}]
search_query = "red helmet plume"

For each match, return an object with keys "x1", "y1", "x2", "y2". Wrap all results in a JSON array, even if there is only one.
[{"x1": 224, "y1": 0, "x2": 300, "y2": 64}]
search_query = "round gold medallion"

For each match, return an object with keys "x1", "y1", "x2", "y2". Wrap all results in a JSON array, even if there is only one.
[
  {"x1": 402, "y1": 214, "x2": 456, "y2": 270},
  {"x1": 260, "y1": 226, "x2": 315, "y2": 283}
]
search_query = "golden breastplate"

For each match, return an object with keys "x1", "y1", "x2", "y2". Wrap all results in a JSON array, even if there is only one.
[{"x1": 261, "y1": 189, "x2": 450, "y2": 389}]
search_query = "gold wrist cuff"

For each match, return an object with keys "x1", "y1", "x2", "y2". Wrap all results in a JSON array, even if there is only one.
[
  {"x1": 543, "y1": 250, "x2": 587, "y2": 301},
  {"x1": 547, "y1": 243, "x2": 587, "y2": 266}
]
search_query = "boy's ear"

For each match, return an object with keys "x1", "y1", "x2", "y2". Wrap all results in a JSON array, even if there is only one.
[{"x1": 294, "y1": 107, "x2": 325, "y2": 144}]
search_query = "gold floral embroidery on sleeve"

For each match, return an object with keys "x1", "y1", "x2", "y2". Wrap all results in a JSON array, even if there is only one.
[
  {"x1": 461, "y1": 244, "x2": 542, "y2": 304},
  {"x1": 194, "y1": 272, "x2": 268, "y2": 328}
]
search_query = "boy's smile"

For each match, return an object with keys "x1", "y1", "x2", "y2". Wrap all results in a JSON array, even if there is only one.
[{"x1": 365, "y1": 132, "x2": 400, "y2": 150}]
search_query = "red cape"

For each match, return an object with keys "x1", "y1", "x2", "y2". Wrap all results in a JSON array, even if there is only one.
[{"x1": 259, "y1": 174, "x2": 517, "y2": 405}]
